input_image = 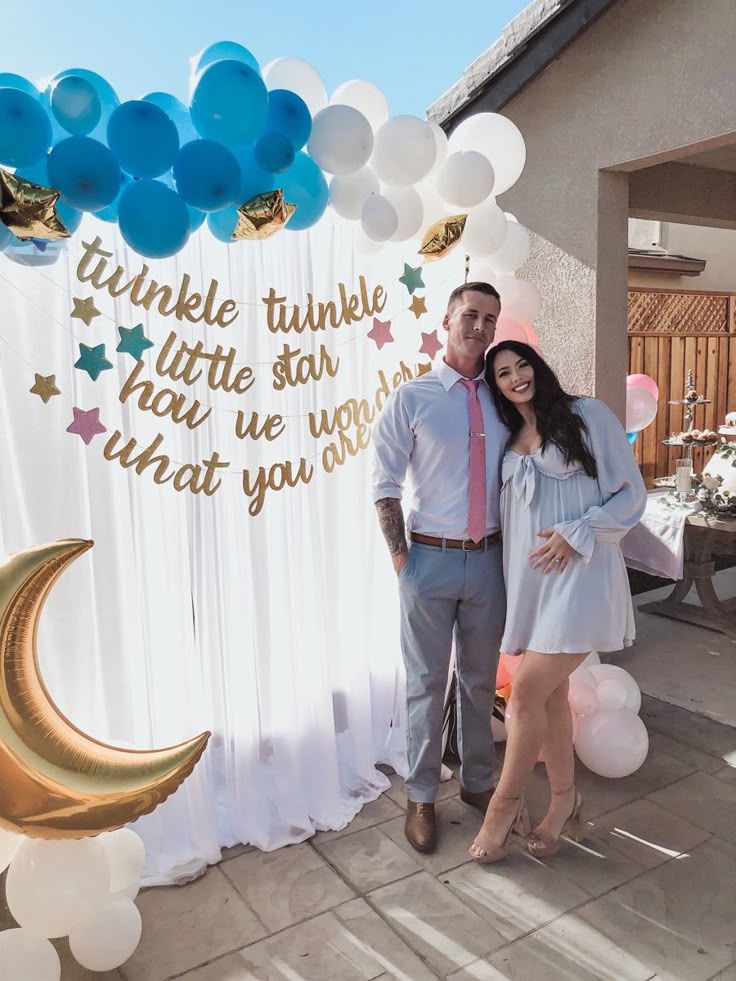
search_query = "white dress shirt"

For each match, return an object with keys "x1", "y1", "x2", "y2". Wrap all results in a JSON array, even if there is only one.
[{"x1": 371, "y1": 359, "x2": 508, "y2": 538}]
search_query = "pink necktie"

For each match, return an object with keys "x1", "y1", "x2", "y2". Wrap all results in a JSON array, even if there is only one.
[{"x1": 460, "y1": 379, "x2": 487, "y2": 543}]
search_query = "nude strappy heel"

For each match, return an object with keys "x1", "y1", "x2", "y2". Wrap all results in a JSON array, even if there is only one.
[
  {"x1": 469, "y1": 794, "x2": 531, "y2": 864},
  {"x1": 527, "y1": 786, "x2": 584, "y2": 859}
]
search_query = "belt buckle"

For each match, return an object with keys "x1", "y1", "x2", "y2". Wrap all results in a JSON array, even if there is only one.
[{"x1": 461, "y1": 539, "x2": 475, "y2": 551}]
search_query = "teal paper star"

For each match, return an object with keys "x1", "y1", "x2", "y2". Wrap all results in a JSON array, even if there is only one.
[
  {"x1": 399, "y1": 263, "x2": 425, "y2": 295},
  {"x1": 74, "y1": 342, "x2": 113, "y2": 381},
  {"x1": 117, "y1": 323, "x2": 154, "y2": 361}
]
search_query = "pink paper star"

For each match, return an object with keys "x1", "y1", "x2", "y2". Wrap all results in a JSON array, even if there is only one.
[
  {"x1": 420, "y1": 330, "x2": 444, "y2": 360},
  {"x1": 67, "y1": 407, "x2": 107, "y2": 445},
  {"x1": 367, "y1": 317, "x2": 393, "y2": 350}
]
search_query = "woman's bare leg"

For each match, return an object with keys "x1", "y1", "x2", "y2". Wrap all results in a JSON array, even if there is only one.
[
  {"x1": 470, "y1": 651, "x2": 586, "y2": 856},
  {"x1": 535, "y1": 676, "x2": 580, "y2": 840}
]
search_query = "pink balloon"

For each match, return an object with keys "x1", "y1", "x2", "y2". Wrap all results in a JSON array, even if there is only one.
[
  {"x1": 627, "y1": 373, "x2": 659, "y2": 401},
  {"x1": 492, "y1": 315, "x2": 528, "y2": 346},
  {"x1": 523, "y1": 323, "x2": 539, "y2": 346},
  {"x1": 499, "y1": 652, "x2": 522, "y2": 677},
  {"x1": 569, "y1": 684, "x2": 599, "y2": 717}
]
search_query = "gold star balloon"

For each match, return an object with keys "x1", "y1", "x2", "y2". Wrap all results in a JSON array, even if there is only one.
[
  {"x1": 418, "y1": 214, "x2": 467, "y2": 262},
  {"x1": 0, "y1": 169, "x2": 70, "y2": 242},
  {"x1": 233, "y1": 188, "x2": 296, "y2": 241}
]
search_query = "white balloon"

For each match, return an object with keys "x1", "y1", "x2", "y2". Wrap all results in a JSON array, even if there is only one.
[
  {"x1": 626, "y1": 386, "x2": 658, "y2": 434},
  {"x1": 361, "y1": 193, "x2": 398, "y2": 242},
  {"x1": 597, "y1": 679, "x2": 628, "y2": 711},
  {"x1": 263, "y1": 57, "x2": 327, "y2": 116},
  {"x1": 69, "y1": 898, "x2": 142, "y2": 972},
  {"x1": 427, "y1": 121, "x2": 449, "y2": 176},
  {"x1": 330, "y1": 79, "x2": 389, "y2": 131},
  {"x1": 98, "y1": 828, "x2": 146, "y2": 900},
  {"x1": 580, "y1": 650, "x2": 601, "y2": 668},
  {"x1": 574, "y1": 707, "x2": 649, "y2": 778},
  {"x1": 416, "y1": 180, "x2": 449, "y2": 230},
  {"x1": 462, "y1": 199, "x2": 508, "y2": 258},
  {"x1": 371, "y1": 115, "x2": 436, "y2": 186},
  {"x1": 588, "y1": 664, "x2": 642, "y2": 713},
  {"x1": 568, "y1": 684, "x2": 599, "y2": 717},
  {"x1": 569, "y1": 665, "x2": 597, "y2": 691},
  {"x1": 308, "y1": 105, "x2": 373, "y2": 176},
  {"x1": 449, "y1": 112, "x2": 526, "y2": 194},
  {"x1": 466, "y1": 258, "x2": 499, "y2": 285},
  {"x1": 486, "y1": 220, "x2": 530, "y2": 272},
  {"x1": 436, "y1": 151, "x2": 495, "y2": 208},
  {"x1": 383, "y1": 186, "x2": 424, "y2": 242},
  {"x1": 6, "y1": 838, "x2": 110, "y2": 939},
  {"x1": 495, "y1": 274, "x2": 542, "y2": 323},
  {"x1": 329, "y1": 167, "x2": 379, "y2": 220},
  {"x1": 0, "y1": 929, "x2": 60, "y2": 981},
  {"x1": 0, "y1": 826, "x2": 22, "y2": 873}
]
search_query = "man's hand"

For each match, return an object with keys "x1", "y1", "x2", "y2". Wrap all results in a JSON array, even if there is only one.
[
  {"x1": 392, "y1": 552, "x2": 409, "y2": 576},
  {"x1": 529, "y1": 528, "x2": 578, "y2": 574},
  {"x1": 375, "y1": 498, "x2": 409, "y2": 575}
]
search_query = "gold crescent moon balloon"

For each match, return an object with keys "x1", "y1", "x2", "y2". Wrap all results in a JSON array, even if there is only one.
[{"x1": 0, "y1": 540, "x2": 210, "y2": 839}]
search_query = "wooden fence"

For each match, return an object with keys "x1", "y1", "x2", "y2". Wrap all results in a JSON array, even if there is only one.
[{"x1": 628, "y1": 288, "x2": 736, "y2": 486}]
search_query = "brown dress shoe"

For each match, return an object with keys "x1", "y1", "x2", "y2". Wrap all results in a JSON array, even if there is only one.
[
  {"x1": 460, "y1": 786, "x2": 494, "y2": 813},
  {"x1": 405, "y1": 801, "x2": 436, "y2": 853}
]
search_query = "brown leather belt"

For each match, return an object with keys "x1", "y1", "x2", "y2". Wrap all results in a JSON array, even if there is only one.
[{"x1": 410, "y1": 531, "x2": 501, "y2": 551}]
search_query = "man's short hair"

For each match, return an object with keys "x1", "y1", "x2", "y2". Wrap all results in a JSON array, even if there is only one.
[{"x1": 447, "y1": 281, "x2": 501, "y2": 311}]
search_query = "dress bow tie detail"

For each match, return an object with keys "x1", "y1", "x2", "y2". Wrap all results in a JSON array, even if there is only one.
[{"x1": 512, "y1": 454, "x2": 537, "y2": 508}]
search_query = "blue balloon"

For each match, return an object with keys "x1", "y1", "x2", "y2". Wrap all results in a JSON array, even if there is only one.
[
  {"x1": 0, "y1": 74, "x2": 39, "y2": 98},
  {"x1": 118, "y1": 179, "x2": 190, "y2": 259},
  {"x1": 173, "y1": 139, "x2": 241, "y2": 212},
  {"x1": 50, "y1": 76, "x2": 101, "y2": 136},
  {"x1": 0, "y1": 89, "x2": 52, "y2": 167},
  {"x1": 280, "y1": 152, "x2": 329, "y2": 230},
  {"x1": 143, "y1": 92, "x2": 198, "y2": 145},
  {"x1": 44, "y1": 69, "x2": 119, "y2": 143},
  {"x1": 207, "y1": 207, "x2": 239, "y2": 242},
  {"x1": 193, "y1": 41, "x2": 260, "y2": 77},
  {"x1": 191, "y1": 60, "x2": 267, "y2": 147},
  {"x1": 626, "y1": 432, "x2": 639, "y2": 446},
  {"x1": 48, "y1": 137, "x2": 121, "y2": 211},
  {"x1": 236, "y1": 145, "x2": 275, "y2": 202},
  {"x1": 0, "y1": 223, "x2": 12, "y2": 252},
  {"x1": 265, "y1": 89, "x2": 312, "y2": 150},
  {"x1": 187, "y1": 206, "x2": 206, "y2": 231},
  {"x1": 92, "y1": 172, "x2": 131, "y2": 222},
  {"x1": 56, "y1": 199, "x2": 83, "y2": 234},
  {"x1": 4, "y1": 239, "x2": 65, "y2": 267},
  {"x1": 15, "y1": 156, "x2": 50, "y2": 186},
  {"x1": 107, "y1": 101, "x2": 179, "y2": 178},
  {"x1": 255, "y1": 132, "x2": 295, "y2": 174}
]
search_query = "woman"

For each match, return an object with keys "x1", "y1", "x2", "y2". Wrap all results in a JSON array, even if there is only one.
[{"x1": 469, "y1": 340, "x2": 647, "y2": 863}]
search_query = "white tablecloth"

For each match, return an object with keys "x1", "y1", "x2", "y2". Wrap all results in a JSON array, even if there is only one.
[{"x1": 622, "y1": 491, "x2": 701, "y2": 581}]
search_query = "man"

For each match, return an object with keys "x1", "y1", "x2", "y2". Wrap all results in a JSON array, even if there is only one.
[{"x1": 372, "y1": 282, "x2": 507, "y2": 853}]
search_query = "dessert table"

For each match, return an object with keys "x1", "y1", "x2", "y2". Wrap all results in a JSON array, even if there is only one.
[{"x1": 623, "y1": 494, "x2": 736, "y2": 639}]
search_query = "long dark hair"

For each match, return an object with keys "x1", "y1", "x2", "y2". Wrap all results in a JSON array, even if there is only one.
[{"x1": 485, "y1": 340, "x2": 597, "y2": 479}]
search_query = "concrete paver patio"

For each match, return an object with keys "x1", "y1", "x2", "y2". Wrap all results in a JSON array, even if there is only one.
[{"x1": 3, "y1": 576, "x2": 736, "y2": 980}]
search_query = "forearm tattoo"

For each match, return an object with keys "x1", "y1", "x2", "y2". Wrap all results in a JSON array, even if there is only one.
[{"x1": 375, "y1": 498, "x2": 408, "y2": 557}]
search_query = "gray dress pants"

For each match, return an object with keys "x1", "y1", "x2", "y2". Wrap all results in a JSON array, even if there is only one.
[{"x1": 398, "y1": 540, "x2": 505, "y2": 803}]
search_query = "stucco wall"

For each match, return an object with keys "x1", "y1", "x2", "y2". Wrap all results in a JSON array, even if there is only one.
[
  {"x1": 444, "y1": 0, "x2": 736, "y2": 415},
  {"x1": 629, "y1": 222, "x2": 736, "y2": 292}
]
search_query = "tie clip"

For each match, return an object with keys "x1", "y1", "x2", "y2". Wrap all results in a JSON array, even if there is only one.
[{"x1": 470, "y1": 432, "x2": 486, "y2": 437}]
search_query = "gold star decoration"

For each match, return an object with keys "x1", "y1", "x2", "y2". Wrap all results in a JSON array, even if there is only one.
[
  {"x1": 0, "y1": 169, "x2": 70, "y2": 242},
  {"x1": 233, "y1": 188, "x2": 297, "y2": 241},
  {"x1": 29, "y1": 373, "x2": 61, "y2": 404},
  {"x1": 71, "y1": 296, "x2": 102, "y2": 327},
  {"x1": 408, "y1": 295, "x2": 427, "y2": 319},
  {"x1": 416, "y1": 362, "x2": 433, "y2": 376}
]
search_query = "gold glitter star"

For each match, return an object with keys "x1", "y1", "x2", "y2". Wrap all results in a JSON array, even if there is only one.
[
  {"x1": 416, "y1": 362, "x2": 433, "y2": 376},
  {"x1": 408, "y1": 295, "x2": 427, "y2": 319},
  {"x1": 30, "y1": 373, "x2": 61, "y2": 404},
  {"x1": 71, "y1": 296, "x2": 101, "y2": 326}
]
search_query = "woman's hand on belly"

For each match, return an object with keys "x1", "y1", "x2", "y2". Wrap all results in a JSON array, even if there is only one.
[{"x1": 529, "y1": 528, "x2": 579, "y2": 575}]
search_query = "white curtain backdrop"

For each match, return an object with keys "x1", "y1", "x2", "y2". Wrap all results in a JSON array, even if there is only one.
[{"x1": 0, "y1": 213, "x2": 464, "y2": 884}]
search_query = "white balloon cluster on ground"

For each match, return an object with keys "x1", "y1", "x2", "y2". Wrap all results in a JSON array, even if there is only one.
[
  {"x1": 568, "y1": 658, "x2": 649, "y2": 778},
  {"x1": 0, "y1": 826, "x2": 145, "y2": 978}
]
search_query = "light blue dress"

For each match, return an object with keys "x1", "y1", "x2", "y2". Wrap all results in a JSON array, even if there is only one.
[{"x1": 500, "y1": 397, "x2": 647, "y2": 656}]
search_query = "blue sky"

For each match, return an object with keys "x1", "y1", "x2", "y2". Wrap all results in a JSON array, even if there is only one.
[{"x1": 6, "y1": 0, "x2": 529, "y2": 117}]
